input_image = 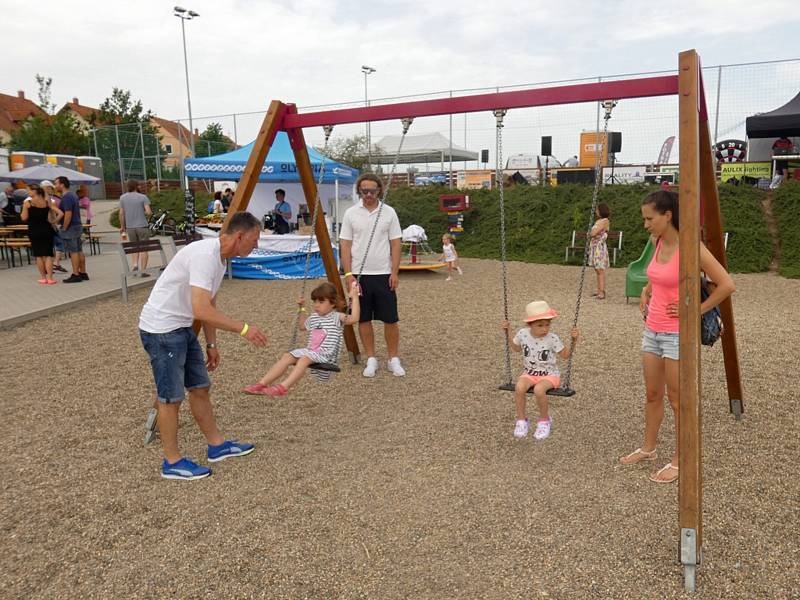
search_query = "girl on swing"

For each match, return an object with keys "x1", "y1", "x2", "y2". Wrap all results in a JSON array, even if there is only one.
[{"x1": 243, "y1": 281, "x2": 360, "y2": 397}]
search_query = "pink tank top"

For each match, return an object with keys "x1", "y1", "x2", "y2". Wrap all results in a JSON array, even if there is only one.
[{"x1": 645, "y1": 239, "x2": 679, "y2": 333}]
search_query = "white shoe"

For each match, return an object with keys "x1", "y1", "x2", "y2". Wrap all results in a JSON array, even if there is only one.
[
  {"x1": 457, "y1": 267, "x2": 463, "y2": 275},
  {"x1": 387, "y1": 357, "x2": 406, "y2": 377},
  {"x1": 362, "y1": 356, "x2": 378, "y2": 378},
  {"x1": 533, "y1": 418, "x2": 552, "y2": 440},
  {"x1": 445, "y1": 276, "x2": 452, "y2": 281},
  {"x1": 514, "y1": 419, "x2": 529, "y2": 439}
]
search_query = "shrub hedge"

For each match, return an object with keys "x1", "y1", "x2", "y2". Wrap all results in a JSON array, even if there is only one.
[{"x1": 388, "y1": 183, "x2": 771, "y2": 273}]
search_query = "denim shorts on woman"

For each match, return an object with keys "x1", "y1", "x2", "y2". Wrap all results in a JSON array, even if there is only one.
[
  {"x1": 641, "y1": 328, "x2": 680, "y2": 360},
  {"x1": 140, "y1": 327, "x2": 211, "y2": 403}
]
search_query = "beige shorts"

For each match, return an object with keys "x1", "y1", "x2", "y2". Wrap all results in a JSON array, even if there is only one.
[{"x1": 127, "y1": 227, "x2": 151, "y2": 242}]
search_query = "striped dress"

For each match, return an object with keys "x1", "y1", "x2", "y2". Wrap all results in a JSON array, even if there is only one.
[{"x1": 290, "y1": 311, "x2": 344, "y2": 381}]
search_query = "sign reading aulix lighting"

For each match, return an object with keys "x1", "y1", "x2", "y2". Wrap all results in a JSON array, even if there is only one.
[{"x1": 719, "y1": 162, "x2": 771, "y2": 181}]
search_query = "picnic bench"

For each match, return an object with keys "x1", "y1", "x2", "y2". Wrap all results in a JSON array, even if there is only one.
[
  {"x1": 117, "y1": 239, "x2": 169, "y2": 302},
  {"x1": 565, "y1": 230, "x2": 623, "y2": 266}
]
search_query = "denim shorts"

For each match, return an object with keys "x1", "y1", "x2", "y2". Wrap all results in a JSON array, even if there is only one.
[
  {"x1": 61, "y1": 224, "x2": 83, "y2": 253},
  {"x1": 641, "y1": 328, "x2": 679, "y2": 360},
  {"x1": 53, "y1": 231, "x2": 64, "y2": 252},
  {"x1": 140, "y1": 327, "x2": 210, "y2": 403}
]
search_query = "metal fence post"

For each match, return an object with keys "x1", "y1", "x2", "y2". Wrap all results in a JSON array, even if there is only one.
[
  {"x1": 114, "y1": 124, "x2": 124, "y2": 188},
  {"x1": 139, "y1": 122, "x2": 148, "y2": 185}
]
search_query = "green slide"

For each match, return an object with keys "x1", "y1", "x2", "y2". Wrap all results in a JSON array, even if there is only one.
[{"x1": 625, "y1": 238, "x2": 655, "y2": 303}]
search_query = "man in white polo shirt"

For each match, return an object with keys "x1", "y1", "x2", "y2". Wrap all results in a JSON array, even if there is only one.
[
  {"x1": 139, "y1": 212, "x2": 268, "y2": 480},
  {"x1": 340, "y1": 173, "x2": 405, "y2": 378}
]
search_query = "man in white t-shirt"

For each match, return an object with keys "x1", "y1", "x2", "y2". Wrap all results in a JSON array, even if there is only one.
[
  {"x1": 139, "y1": 212, "x2": 268, "y2": 481},
  {"x1": 340, "y1": 173, "x2": 405, "y2": 378}
]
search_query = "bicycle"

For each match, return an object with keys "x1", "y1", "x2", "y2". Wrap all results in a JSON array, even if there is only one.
[{"x1": 149, "y1": 209, "x2": 177, "y2": 236}]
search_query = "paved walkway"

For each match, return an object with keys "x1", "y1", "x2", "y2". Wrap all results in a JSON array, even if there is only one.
[
  {"x1": 1, "y1": 199, "x2": 176, "y2": 328},
  {"x1": 0, "y1": 239, "x2": 172, "y2": 329}
]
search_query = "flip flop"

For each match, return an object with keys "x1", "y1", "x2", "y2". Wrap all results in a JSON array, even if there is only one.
[
  {"x1": 596, "y1": 293, "x2": 606, "y2": 300},
  {"x1": 649, "y1": 462, "x2": 679, "y2": 483},
  {"x1": 619, "y1": 447, "x2": 658, "y2": 465}
]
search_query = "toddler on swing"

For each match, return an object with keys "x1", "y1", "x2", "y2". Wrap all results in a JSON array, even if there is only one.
[
  {"x1": 501, "y1": 300, "x2": 579, "y2": 440},
  {"x1": 244, "y1": 281, "x2": 360, "y2": 397}
]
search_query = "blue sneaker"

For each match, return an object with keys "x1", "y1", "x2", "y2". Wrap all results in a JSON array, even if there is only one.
[
  {"x1": 207, "y1": 440, "x2": 255, "y2": 462},
  {"x1": 161, "y1": 458, "x2": 211, "y2": 481}
]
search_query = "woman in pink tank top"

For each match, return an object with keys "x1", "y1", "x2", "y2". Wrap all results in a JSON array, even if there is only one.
[{"x1": 619, "y1": 190, "x2": 735, "y2": 483}]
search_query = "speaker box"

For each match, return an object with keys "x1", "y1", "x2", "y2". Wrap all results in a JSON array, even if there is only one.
[
  {"x1": 541, "y1": 136, "x2": 552, "y2": 156},
  {"x1": 609, "y1": 132, "x2": 622, "y2": 154},
  {"x1": 480, "y1": 149, "x2": 489, "y2": 163},
  {"x1": 557, "y1": 169, "x2": 595, "y2": 185},
  {"x1": 510, "y1": 171, "x2": 528, "y2": 186}
]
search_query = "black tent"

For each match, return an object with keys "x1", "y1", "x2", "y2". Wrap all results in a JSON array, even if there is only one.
[{"x1": 746, "y1": 91, "x2": 800, "y2": 138}]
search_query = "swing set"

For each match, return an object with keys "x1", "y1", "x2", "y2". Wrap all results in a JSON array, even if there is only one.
[{"x1": 220, "y1": 50, "x2": 744, "y2": 592}]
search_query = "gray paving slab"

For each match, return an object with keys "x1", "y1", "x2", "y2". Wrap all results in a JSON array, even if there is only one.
[{"x1": 0, "y1": 238, "x2": 174, "y2": 330}]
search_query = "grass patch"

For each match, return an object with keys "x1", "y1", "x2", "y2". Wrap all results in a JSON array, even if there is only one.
[
  {"x1": 388, "y1": 184, "x2": 771, "y2": 273},
  {"x1": 771, "y1": 181, "x2": 800, "y2": 278}
]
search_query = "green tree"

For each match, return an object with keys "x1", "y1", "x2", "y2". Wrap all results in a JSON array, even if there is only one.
[
  {"x1": 8, "y1": 112, "x2": 91, "y2": 155},
  {"x1": 90, "y1": 88, "x2": 166, "y2": 183},
  {"x1": 194, "y1": 122, "x2": 235, "y2": 158},
  {"x1": 35, "y1": 74, "x2": 55, "y2": 114},
  {"x1": 314, "y1": 133, "x2": 379, "y2": 171}
]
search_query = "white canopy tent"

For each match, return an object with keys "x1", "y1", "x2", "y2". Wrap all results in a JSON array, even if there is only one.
[{"x1": 370, "y1": 132, "x2": 478, "y2": 168}]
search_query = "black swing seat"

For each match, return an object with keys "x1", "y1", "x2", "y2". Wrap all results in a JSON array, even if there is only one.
[
  {"x1": 310, "y1": 362, "x2": 341, "y2": 372},
  {"x1": 498, "y1": 382, "x2": 576, "y2": 397}
]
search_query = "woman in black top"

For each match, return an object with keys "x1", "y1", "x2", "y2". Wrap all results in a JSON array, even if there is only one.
[{"x1": 21, "y1": 184, "x2": 63, "y2": 284}]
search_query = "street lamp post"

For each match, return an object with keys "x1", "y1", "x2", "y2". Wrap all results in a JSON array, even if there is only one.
[
  {"x1": 361, "y1": 65, "x2": 376, "y2": 171},
  {"x1": 174, "y1": 6, "x2": 199, "y2": 160}
]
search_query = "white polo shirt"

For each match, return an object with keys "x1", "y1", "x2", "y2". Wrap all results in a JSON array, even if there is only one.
[
  {"x1": 340, "y1": 200, "x2": 402, "y2": 275},
  {"x1": 139, "y1": 238, "x2": 227, "y2": 333}
]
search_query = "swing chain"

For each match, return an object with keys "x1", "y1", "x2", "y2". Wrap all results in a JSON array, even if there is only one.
[
  {"x1": 351, "y1": 118, "x2": 413, "y2": 283},
  {"x1": 560, "y1": 99, "x2": 616, "y2": 389},
  {"x1": 495, "y1": 109, "x2": 512, "y2": 384},
  {"x1": 290, "y1": 126, "x2": 333, "y2": 349}
]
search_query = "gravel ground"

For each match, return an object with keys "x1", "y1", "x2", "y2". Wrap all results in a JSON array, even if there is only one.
[{"x1": 1, "y1": 259, "x2": 798, "y2": 600}]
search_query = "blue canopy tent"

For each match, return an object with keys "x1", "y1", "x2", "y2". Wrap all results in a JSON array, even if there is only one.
[
  {"x1": 186, "y1": 132, "x2": 356, "y2": 280},
  {"x1": 183, "y1": 131, "x2": 358, "y2": 183}
]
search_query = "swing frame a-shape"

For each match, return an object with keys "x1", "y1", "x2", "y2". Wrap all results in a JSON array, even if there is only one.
[{"x1": 220, "y1": 49, "x2": 743, "y2": 592}]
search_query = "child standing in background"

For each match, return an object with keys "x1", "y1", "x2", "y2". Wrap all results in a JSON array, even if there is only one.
[{"x1": 439, "y1": 233, "x2": 463, "y2": 281}]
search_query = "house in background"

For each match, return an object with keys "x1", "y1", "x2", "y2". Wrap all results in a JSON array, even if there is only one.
[
  {"x1": 150, "y1": 116, "x2": 196, "y2": 168},
  {"x1": 58, "y1": 97, "x2": 100, "y2": 129},
  {"x1": 0, "y1": 90, "x2": 47, "y2": 145}
]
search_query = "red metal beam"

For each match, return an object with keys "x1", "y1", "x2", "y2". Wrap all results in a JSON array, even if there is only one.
[{"x1": 282, "y1": 75, "x2": 679, "y2": 129}]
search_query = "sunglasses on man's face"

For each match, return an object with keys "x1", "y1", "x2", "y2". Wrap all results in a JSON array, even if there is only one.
[{"x1": 359, "y1": 188, "x2": 380, "y2": 196}]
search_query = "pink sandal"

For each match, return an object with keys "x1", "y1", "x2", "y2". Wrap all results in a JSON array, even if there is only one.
[
  {"x1": 263, "y1": 384, "x2": 288, "y2": 397},
  {"x1": 242, "y1": 383, "x2": 268, "y2": 395}
]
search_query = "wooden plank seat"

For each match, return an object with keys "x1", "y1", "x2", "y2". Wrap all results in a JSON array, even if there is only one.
[
  {"x1": 0, "y1": 238, "x2": 32, "y2": 268},
  {"x1": 117, "y1": 238, "x2": 168, "y2": 302}
]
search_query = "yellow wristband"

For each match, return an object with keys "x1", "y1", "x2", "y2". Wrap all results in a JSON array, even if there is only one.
[
  {"x1": 240, "y1": 323, "x2": 249, "y2": 337},
  {"x1": 344, "y1": 272, "x2": 353, "y2": 277}
]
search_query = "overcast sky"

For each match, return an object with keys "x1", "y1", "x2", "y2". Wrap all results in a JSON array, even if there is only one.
[{"x1": 4, "y1": 0, "x2": 800, "y2": 162}]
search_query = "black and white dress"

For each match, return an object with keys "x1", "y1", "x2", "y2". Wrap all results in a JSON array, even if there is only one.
[{"x1": 290, "y1": 311, "x2": 344, "y2": 381}]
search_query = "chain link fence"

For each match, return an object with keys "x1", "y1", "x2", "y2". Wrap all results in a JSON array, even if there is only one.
[{"x1": 92, "y1": 58, "x2": 799, "y2": 194}]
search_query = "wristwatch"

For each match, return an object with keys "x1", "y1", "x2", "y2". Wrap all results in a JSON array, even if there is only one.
[{"x1": 206, "y1": 343, "x2": 217, "y2": 349}]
